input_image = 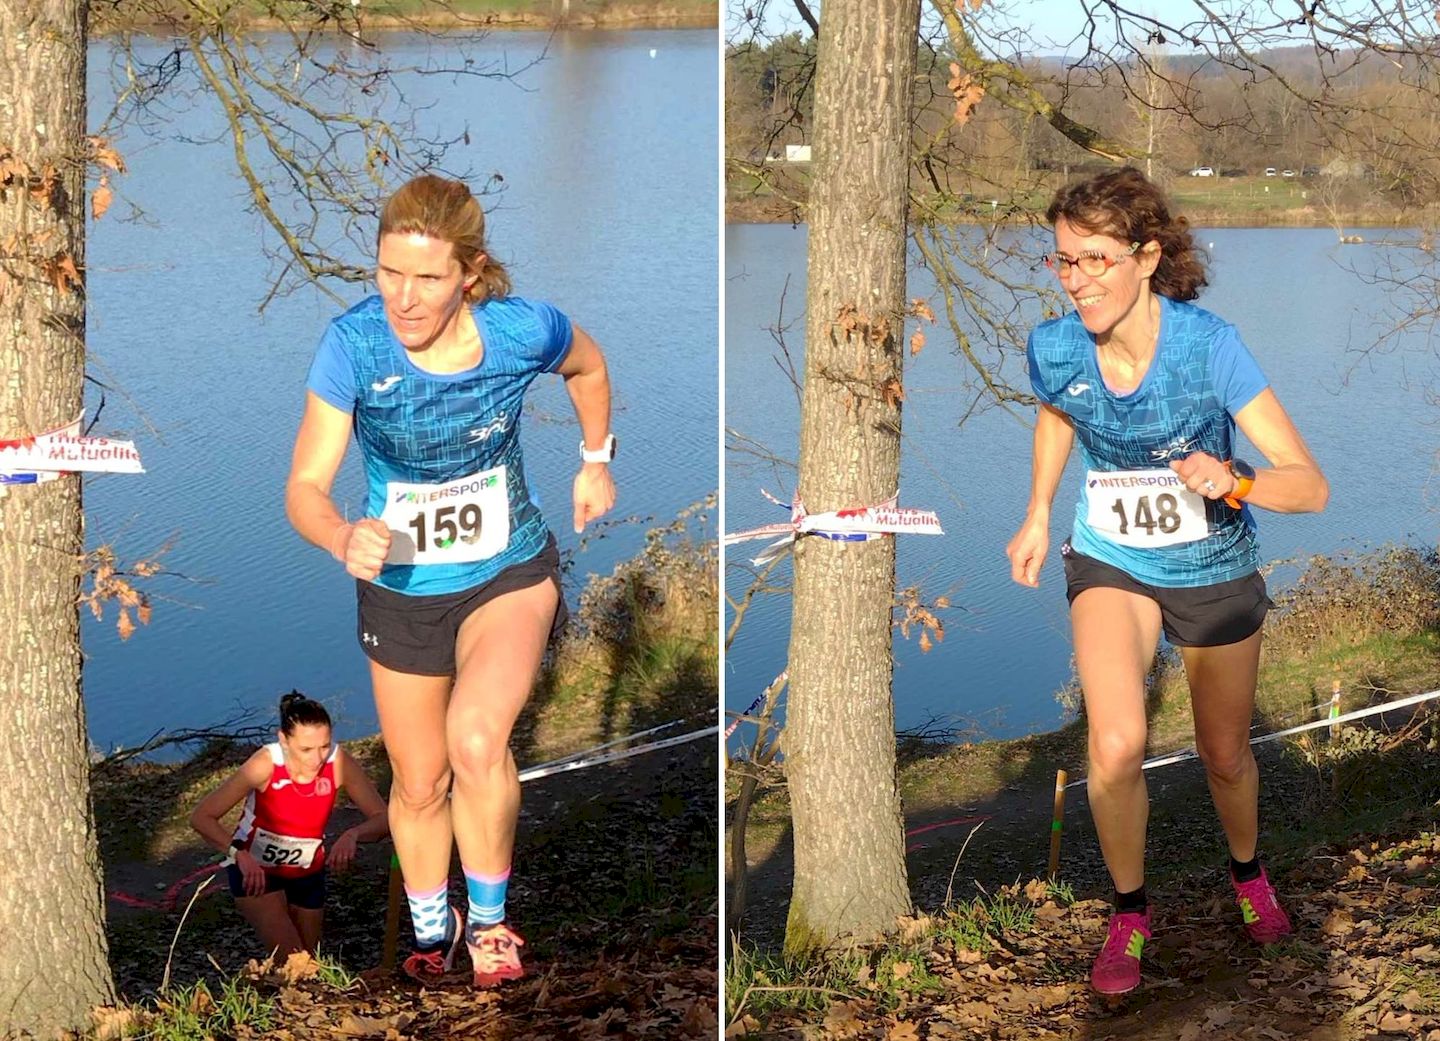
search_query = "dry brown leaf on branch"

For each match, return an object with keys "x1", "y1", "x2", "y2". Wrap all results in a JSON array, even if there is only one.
[
  {"x1": 92, "y1": 176, "x2": 113, "y2": 221},
  {"x1": 28, "y1": 162, "x2": 60, "y2": 209},
  {"x1": 919, "y1": 630, "x2": 932, "y2": 653},
  {"x1": 0, "y1": 152, "x2": 33, "y2": 193},
  {"x1": 881, "y1": 376, "x2": 905, "y2": 409},
  {"x1": 910, "y1": 327, "x2": 926, "y2": 356},
  {"x1": 87, "y1": 136, "x2": 127, "y2": 173},
  {"x1": 44, "y1": 252, "x2": 82, "y2": 294},
  {"x1": 116, "y1": 609, "x2": 135, "y2": 642},
  {"x1": 946, "y1": 63, "x2": 986, "y2": 126}
]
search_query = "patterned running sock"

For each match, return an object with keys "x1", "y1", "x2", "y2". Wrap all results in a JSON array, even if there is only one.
[
  {"x1": 1114, "y1": 884, "x2": 1148, "y2": 914},
  {"x1": 406, "y1": 883, "x2": 454, "y2": 949},
  {"x1": 1230, "y1": 854, "x2": 1262, "y2": 883},
  {"x1": 463, "y1": 865, "x2": 510, "y2": 929}
]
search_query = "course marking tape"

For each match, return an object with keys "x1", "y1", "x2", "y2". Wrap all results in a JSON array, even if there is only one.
[
  {"x1": 517, "y1": 724, "x2": 717, "y2": 784},
  {"x1": 725, "y1": 489, "x2": 943, "y2": 565},
  {"x1": 725, "y1": 670, "x2": 789, "y2": 738},
  {"x1": 111, "y1": 718, "x2": 717, "y2": 910},
  {"x1": 1065, "y1": 687, "x2": 1440, "y2": 790},
  {"x1": 0, "y1": 412, "x2": 144, "y2": 480}
]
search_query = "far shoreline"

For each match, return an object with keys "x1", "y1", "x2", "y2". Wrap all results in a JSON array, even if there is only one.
[{"x1": 94, "y1": 6, "x2": 717, "y2": 36}]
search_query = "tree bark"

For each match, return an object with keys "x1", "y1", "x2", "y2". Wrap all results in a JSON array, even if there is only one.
[
  {"x1": 0, "y1": 0, "x2": 115, "y2": 1035},
  {"x1": 783, "y1": 0, "x2": 920, "y2": 954}
]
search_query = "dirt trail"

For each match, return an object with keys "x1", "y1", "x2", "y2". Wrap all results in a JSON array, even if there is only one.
[{"x1": 101, "y1": 736, "x2": 717, "y2": 1038}]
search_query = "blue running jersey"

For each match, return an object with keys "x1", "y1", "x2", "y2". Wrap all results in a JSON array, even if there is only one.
[
  {"x1": 307, "y1": 294, "x2": 572, "y2": 595},
  {"x1": 1027, "y1": 295, "x2": 1268, "y2": 587}
]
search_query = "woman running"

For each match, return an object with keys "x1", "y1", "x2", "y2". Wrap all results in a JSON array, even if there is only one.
[
  {"x1": 190, "y1": 692, "x2": 389, "y2": 959},
  {"x1": 285, "y1": 173, "x2": 616, "y2": 988},
  {"x1": 1007, "y1": 167, "x2": 1328, "y2": 995}
]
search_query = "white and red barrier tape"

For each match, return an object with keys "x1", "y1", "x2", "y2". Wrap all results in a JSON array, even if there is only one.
[
  {"x1": 725, "y1": 489, "x2": 943, "y2": 565},
  {"x1": 0, "y1": 412, "x2": 144, "y2": 486}
]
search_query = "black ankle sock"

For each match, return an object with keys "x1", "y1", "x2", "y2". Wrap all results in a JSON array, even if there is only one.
[
  {"x1": 1230, "y1": 854, "x2": 1262, "y2": 883},
  {"x1": 1114, "y1": 885, "x2": 1147, "y2": 913}
]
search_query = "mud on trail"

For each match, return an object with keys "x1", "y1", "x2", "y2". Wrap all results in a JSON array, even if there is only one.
[{"x1": 99, "y1": 734, "x2": 717, "y2": 1039}]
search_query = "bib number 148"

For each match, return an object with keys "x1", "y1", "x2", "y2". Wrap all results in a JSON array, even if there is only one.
[{"x1": 1109, "y1": 493, "x2": 1182, "y2": 537}]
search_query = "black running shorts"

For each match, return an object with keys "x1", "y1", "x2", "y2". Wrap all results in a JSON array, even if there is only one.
[
  {"x1": 1061, "y1": 540, "x2": 1271, "y2": 648},
  {"x1": 356, "y1": 534, "x2": 568, "y2": 676},
  {"x1": 227, "y1": 864, "x2": 327, "y2": 910}
]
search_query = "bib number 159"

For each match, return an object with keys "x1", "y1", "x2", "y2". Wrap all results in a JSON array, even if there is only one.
[
  {"x1": 380, "y1": 466, "x2": 510, "y2": 565},
  {"x1": 407, "y1": 503, "x2": 484, "y2": 553}
]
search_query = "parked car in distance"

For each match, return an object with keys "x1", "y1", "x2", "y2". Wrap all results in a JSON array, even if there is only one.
[
  {"x1": 1281, "y1": 169, "x2": 1296, "y2": 177},
  {"x1": 1264, "y1": 167, "x2": 1278, "y2": 177},
  {"x1": 1189, "y1": 166, "x2": 1215, "y2": 177},
  {"x1": 1302, "y1": 166, "x2": 1320, "y2": 177}
]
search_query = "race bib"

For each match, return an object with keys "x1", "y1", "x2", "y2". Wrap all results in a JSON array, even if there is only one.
[
  {"x1": 250, "y1": 827, "x2": 322, "y2": 870},
  {"x1": 1085, "y1": 468, "x2": 1209, "y2": 547},
  {"x1": 379, "y1": 465, "x2": 511, "y2": 565}
]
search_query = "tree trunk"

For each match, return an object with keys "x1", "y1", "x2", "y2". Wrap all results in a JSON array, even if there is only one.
[
  {"x1": 0, "y1": 0, "x2": 115, "y2": 1035},
  {"x1": 783, "y1": 0, "x2": 920, "y2": 954}
]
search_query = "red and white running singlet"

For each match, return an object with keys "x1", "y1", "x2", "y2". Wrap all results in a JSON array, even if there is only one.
[{"x1": 231, "y1": 742, "x2": 338, "y2": 878}]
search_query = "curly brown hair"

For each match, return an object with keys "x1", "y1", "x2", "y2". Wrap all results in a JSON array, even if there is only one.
[
  {"x1": 1045, "y1": 167, "x2": 1208, "y2": 301},
  {"x1": 378, "y1": 174, "x2": 511, "y2": 304}
]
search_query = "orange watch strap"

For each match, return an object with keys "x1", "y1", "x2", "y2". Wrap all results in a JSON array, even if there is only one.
[{"x1": 1223, "y1": 463, "x2": 1254, "y2": 509}]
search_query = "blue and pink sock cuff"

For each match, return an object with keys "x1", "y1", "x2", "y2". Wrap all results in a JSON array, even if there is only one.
[{"x1": 463, "y1": 865, "x2": 511, "y2": 928}]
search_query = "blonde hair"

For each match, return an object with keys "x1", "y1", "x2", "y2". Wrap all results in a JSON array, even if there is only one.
[{"x1": 377, "y1": 174, "x2": 511, "y2": 303}]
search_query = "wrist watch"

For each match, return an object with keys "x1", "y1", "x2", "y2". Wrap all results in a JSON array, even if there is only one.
[
  {"x1": 580, "y1": 433, "x2": 617, "y2": 464},
  {"x1": 226, "y1": 841, "x2": 243, "y2": 861},
  {"x1": 1223, "y1": 458, "x2": 1256, "y2": 509}
]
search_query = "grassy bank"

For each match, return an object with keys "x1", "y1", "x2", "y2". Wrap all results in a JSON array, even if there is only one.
[
  {"x1": 86, "y1": 503, "x2": 717, "y2": 1039},
  {"x1": 726, "y1": 545, "x2": 1440, "y2": 1038},
  {"x1": 95, "y1": 0, "x2": 717, "y2": 34}
]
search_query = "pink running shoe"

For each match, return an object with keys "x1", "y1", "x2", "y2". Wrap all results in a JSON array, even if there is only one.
[
  {"x1": 1231, "y1": 866, "x2": 1292, "y2": 945},
  {"x1": 467, "y1": 921, "x2": 526, "y2": 989},
  {"x1": 1090, "y1": 909, "x2": 1150, "y2": 995},
  {"x1": 402, "y1": 905, "x2": 464, "y2": 982}
]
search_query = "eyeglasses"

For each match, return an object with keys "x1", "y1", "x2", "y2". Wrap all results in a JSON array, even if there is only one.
[{"x1": 1041, "y1": 241, "x2": 1142, "y2": 278}]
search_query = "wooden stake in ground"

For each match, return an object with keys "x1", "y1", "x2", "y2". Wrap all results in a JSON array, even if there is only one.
[
  {"x1": 1048, "y1": 770, "x2": 1067, "y2": 881},
  {"x1": 382, "y1": 851, "x2": 402, "y2": 970}
]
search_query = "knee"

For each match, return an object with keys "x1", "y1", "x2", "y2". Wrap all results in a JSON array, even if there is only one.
[
  {"x1": 1197, "y1": 742, "x2": 1253, "y2": 786},
  {"x1": 449, "y1": 723, "x2": 511, "y2": 781},
  {"x1": 391, "y1": 769, "x2": 451, "y2": 815},
  {"x1": 1088, "y1": 726, "x2": 1147, "y2": 780}
]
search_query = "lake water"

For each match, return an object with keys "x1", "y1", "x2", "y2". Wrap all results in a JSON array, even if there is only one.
[
  {"x1": 725, "y1": 223, "x2": 1440, "y2": 742},
  {"x1": 82, "y1": 29, "x2": 717, "y2": 752}
]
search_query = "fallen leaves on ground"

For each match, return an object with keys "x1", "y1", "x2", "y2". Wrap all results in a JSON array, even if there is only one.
[{"x1": 740, "y1": 827, "x2": 1440, "y2": 1040}]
